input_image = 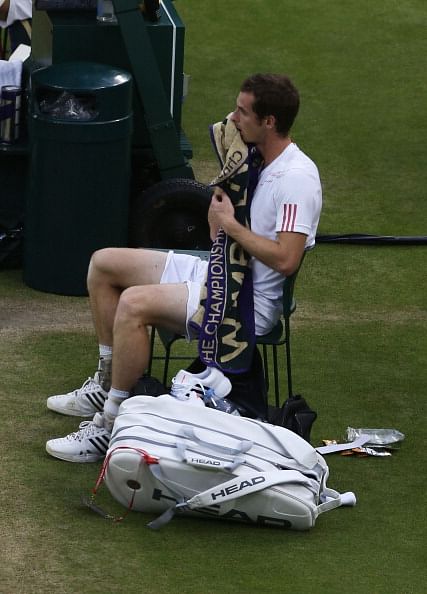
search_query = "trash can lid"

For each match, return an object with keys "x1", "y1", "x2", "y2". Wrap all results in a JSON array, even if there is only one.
[{"x1": 31, "y1": 62, "x2": 132, "y2": 93}]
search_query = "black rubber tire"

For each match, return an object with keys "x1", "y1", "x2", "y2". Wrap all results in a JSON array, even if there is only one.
[{"x1": 128, "y1": 178, "x2": 212, "y2": 250}]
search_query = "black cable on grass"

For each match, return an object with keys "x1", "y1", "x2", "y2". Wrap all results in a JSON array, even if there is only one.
[{"x1": 316, "y1": 234, "x2": 427, "y2": 246}]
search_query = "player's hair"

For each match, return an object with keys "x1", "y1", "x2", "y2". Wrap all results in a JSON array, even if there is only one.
[{"x1": 240, "y1": 74, "x2": 300, "y2": 136}]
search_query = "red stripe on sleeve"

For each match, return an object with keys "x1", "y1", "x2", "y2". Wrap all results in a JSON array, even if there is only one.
[{"x1": 281, "y1": 203, "x2": 298, "y2": 231}]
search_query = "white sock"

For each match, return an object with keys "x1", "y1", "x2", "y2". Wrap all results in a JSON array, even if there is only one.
[
  {"x1": 103, "y1": 388, "x2": 129, "y2": 431},
  {"x1": 108, "y1": 387, "x2": 129, "y2": 401},
  {"x1": 99, "y1": 344, "x2": 113, "y2": 359}
]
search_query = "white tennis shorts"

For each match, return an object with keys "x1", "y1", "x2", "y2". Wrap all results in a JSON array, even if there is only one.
[
  {"x1": 159, "y1": 251, "x2": 208, "y2": 339},
  {"x1": 159, "y1": 250, "x2": 277, "y2": 338}
]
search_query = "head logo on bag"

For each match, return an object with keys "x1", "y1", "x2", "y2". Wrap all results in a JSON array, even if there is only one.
[
  {"x1": 210, "y1": 476, "x2": 266, "y2": 501},
  {"x1": 191, "y1": 457, "x2": 221, "y2": 467}
]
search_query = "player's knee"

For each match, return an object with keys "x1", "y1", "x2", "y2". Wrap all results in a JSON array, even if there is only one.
[
  {"x1": 89, "y1": 247, "x2": 115, "y2": 273},
  {"x1": 116, "y1": 286, "x2": 151, "y2": 324},
  {"x1": 87, "y1": 248, "x2": 119, "y2": 284}
]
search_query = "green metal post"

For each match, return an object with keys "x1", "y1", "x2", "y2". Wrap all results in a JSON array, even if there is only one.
[{"x1": 113, "y1": 0, "x2": 193, "y2": 180}]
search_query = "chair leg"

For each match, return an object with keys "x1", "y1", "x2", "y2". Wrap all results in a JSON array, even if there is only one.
[
  {"x1": 147, "y1": 326, "x2": 156, "y2": 376},
  {"x1": 284, "y1": 317, "x2": 293, "y2": 398},
  {"x1": 162, "y1": 345, "x2": 172, "y2": 388},
  {"x1": 262, "y1": 344, "x2": 270, "y2": 394},
  {"x1": 148, "y1": 326, "x2": 172, "y2": 388},
  {"x1": 272, "y1": 345, "x2": 280, "y2": 407}
]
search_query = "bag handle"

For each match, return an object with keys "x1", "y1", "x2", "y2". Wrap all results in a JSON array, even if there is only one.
[
  {"x1": 184, "y1": 469, "x2": 314, "y2": 509},
  {"x1": 175, "y1": 426, "x2": 252, "y2": 472},
  {"x1": 147, "y1": 468, "x2": 321, "y2": 530},
  {"x1": 178, "y1": 425, "x2": 253, "y2": 456}
]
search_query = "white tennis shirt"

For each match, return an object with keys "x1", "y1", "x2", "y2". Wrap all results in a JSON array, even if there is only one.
[{"x1": 250, "y1": 142, "x2": 322, "y2": 334}]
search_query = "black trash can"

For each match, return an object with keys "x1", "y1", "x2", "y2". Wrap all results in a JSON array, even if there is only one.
[{"x1": 24, "y1": 61, "x2": 133, "y2": 295}]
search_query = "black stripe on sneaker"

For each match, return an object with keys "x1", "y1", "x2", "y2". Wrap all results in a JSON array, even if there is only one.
[
  {"x1": 86, "y1": 391, "x2": 107, "y2": 411},
  {"x1": 89, "y1": 436, "x2": 110, "y2": 454}
]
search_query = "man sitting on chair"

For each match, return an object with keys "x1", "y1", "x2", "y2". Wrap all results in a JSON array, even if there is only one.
[{"x1": 45, "y1": 73, "x2": 323, "y2": 463}]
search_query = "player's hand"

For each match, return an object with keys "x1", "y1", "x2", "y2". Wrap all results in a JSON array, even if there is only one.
[{"x1": 208, "y1": 188, "x2": 235, "y2": 240}]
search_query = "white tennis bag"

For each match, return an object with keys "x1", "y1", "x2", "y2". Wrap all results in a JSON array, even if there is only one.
[{"x1": 100, "y1": 395, "x2": 356, "y2": 530}]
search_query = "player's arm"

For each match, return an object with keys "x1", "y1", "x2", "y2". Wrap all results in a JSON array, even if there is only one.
[{"x1": 209, "y1": 189, "x2": 306, "y2": 276}]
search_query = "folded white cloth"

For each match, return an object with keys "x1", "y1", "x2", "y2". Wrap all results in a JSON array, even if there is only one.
[{"x1": 0, "y1": 60, "x2": 23, "y2": 92}]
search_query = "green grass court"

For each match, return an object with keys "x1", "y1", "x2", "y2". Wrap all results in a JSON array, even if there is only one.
[{"x1": 1, "y1": 1, "x2": 426, "y2": 593}]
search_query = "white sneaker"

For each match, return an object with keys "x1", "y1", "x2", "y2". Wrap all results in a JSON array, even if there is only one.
[
  {"x1": 46, "y1": 372, "x2": 108, "y2": 418},
  {"x1": 170, "y1": 367, "x2": 232, "y2": 400},
  {"x1": 46, "y1": 413, "x2": 111, "y2": 463}
]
